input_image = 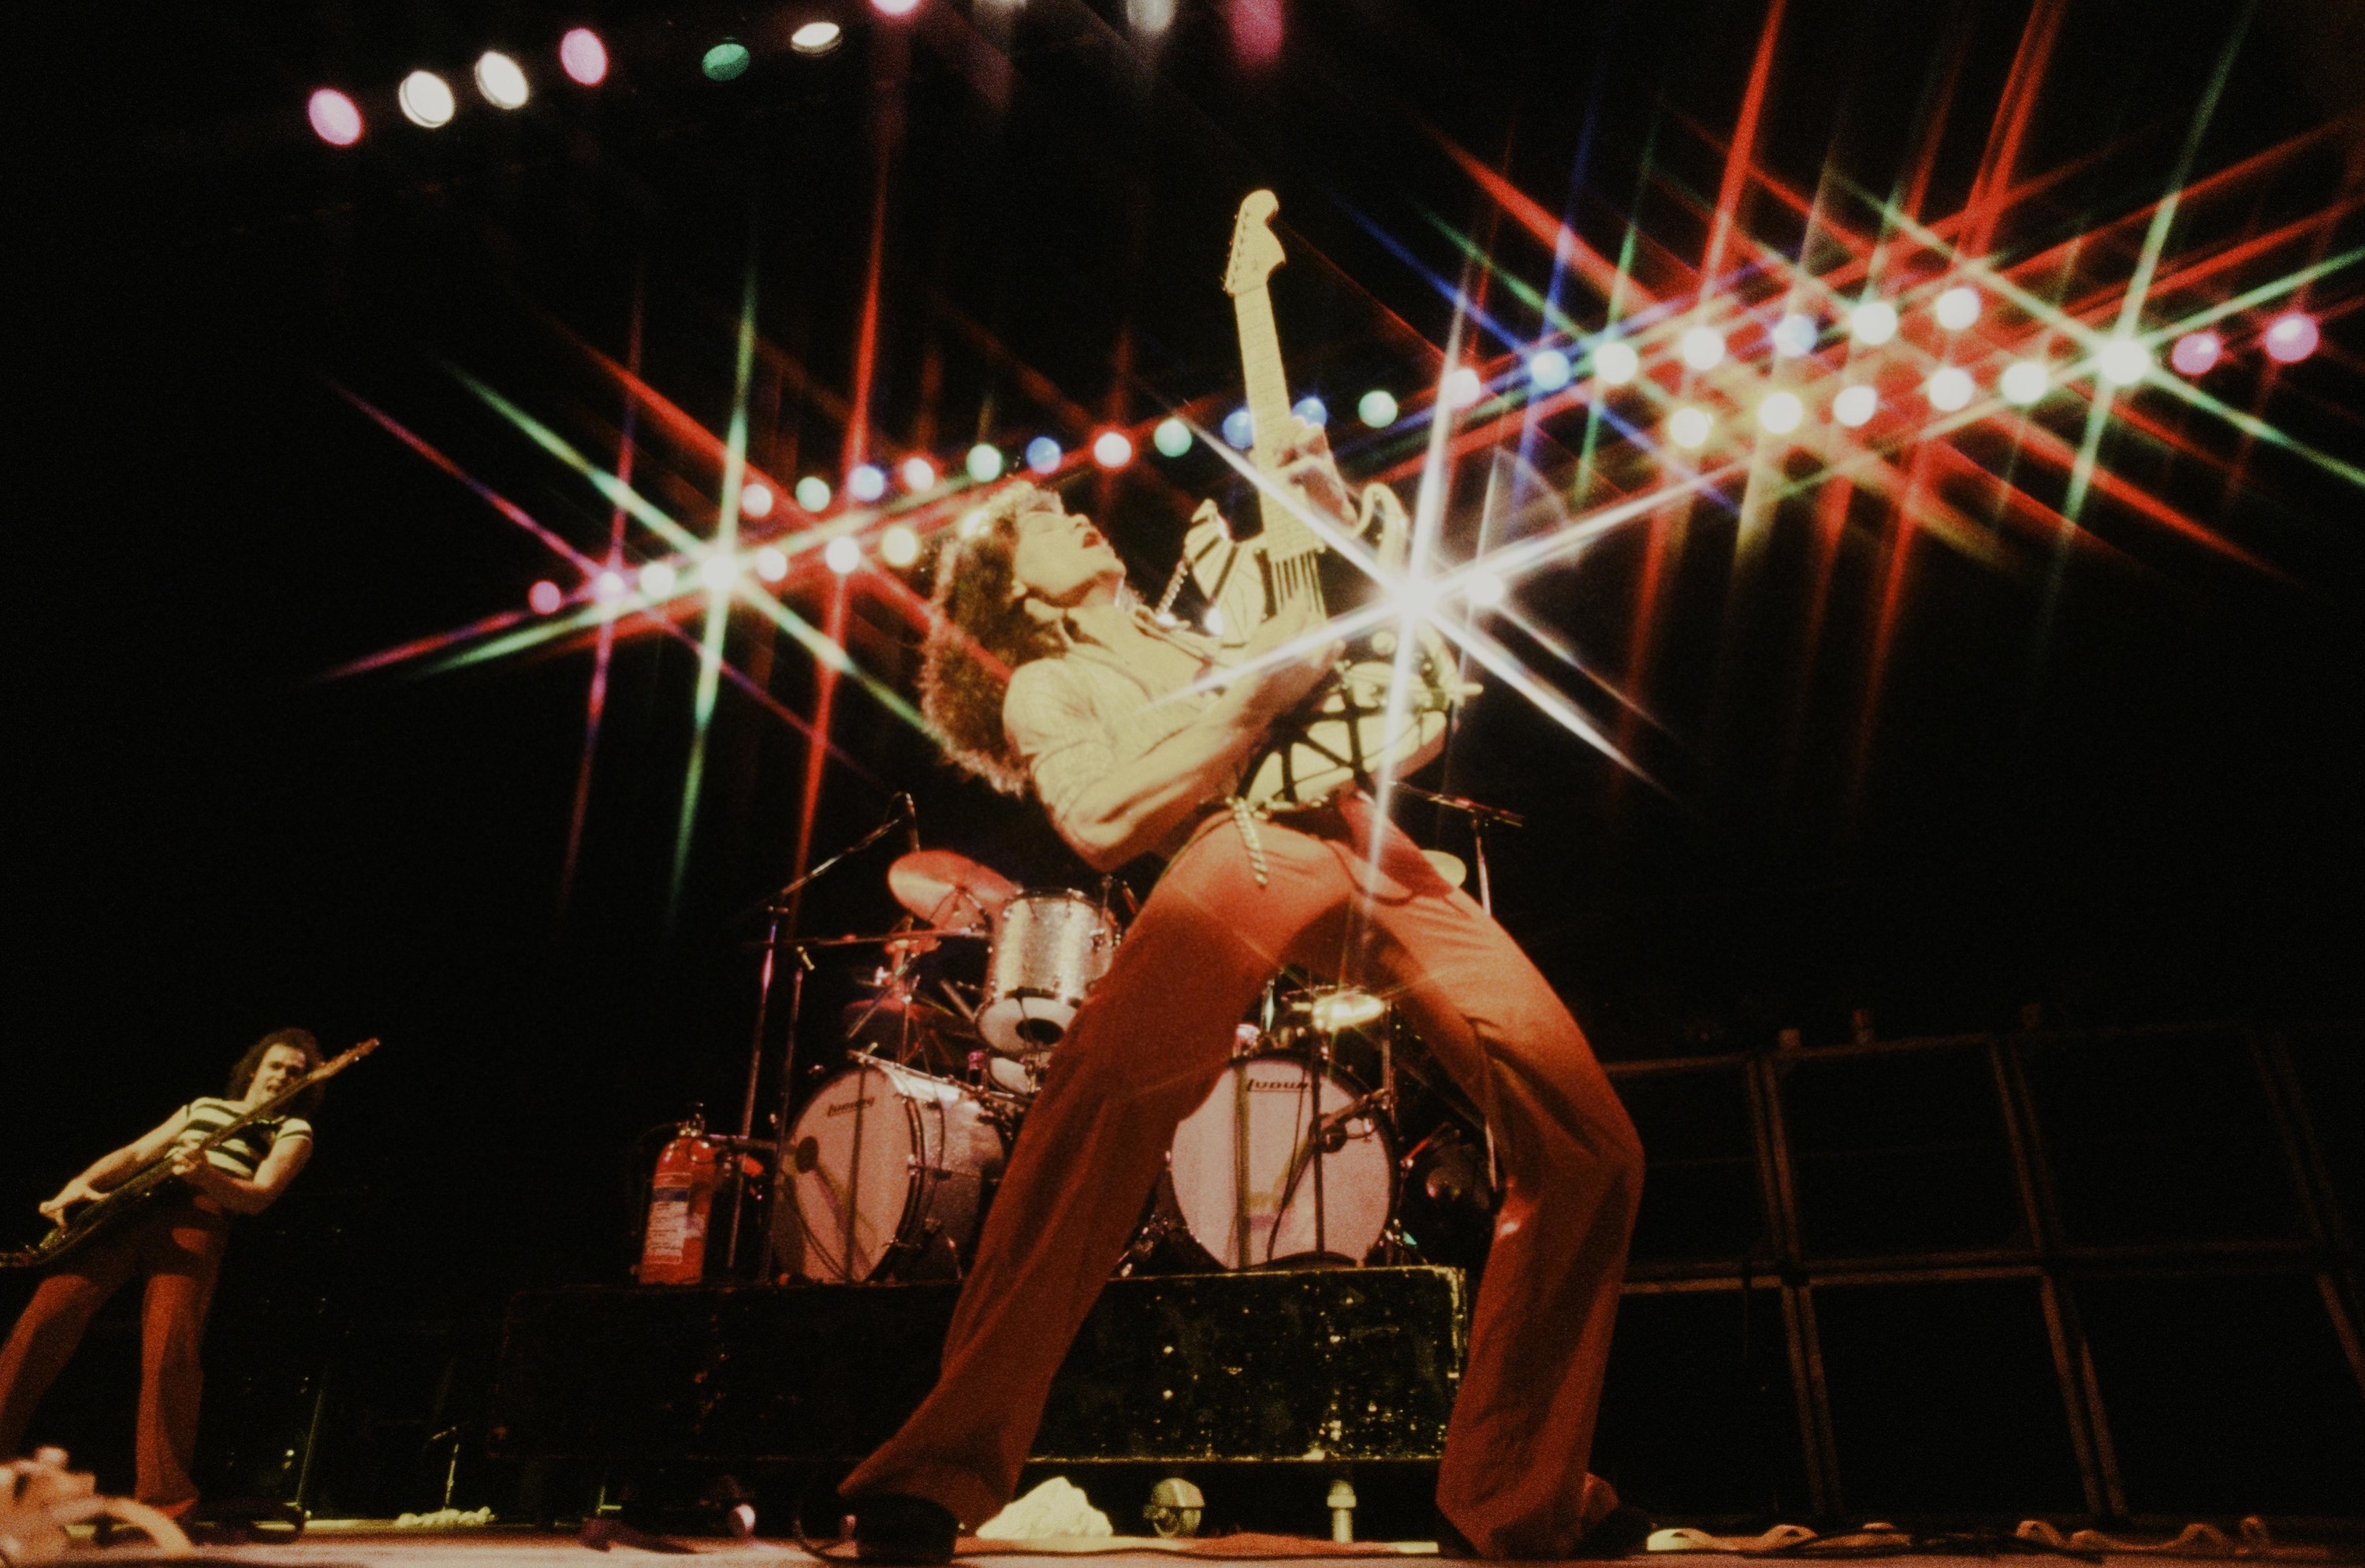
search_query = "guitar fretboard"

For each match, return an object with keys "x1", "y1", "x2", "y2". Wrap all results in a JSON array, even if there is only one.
[{"x1": 1231, "y1": 285, "x2": 1324, "y2": 587}]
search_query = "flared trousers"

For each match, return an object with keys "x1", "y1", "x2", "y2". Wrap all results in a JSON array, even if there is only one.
[
  {"x1": 844, "y1": 795, "x2": 1642, "y2": 1558},
  {"x1": 0, "y1": 1194, "x2": 230, "y2": 1517}
]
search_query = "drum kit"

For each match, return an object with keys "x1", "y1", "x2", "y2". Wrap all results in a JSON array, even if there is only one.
[{"x1": 767, "y1": 843, "x2": 1495, "y2": 1288}]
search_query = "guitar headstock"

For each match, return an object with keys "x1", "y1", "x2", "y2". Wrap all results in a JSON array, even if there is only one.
[
  {"x1": 310, "y1": 1037, "x2": 381, "y2": 1083},
  {"x1": 1222, "y1": 190, "x2": 1286, "y2": 298}
]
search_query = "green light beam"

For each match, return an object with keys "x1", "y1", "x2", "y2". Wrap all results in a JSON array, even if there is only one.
[{"x1": 672, "y1": 253, "x2": 762, "y2": 910}]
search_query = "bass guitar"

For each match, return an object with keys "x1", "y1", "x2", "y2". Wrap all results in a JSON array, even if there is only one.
[
  {"x1": 2, "y1": 1037, "x2": 380, "y2": 1271},
  {"x1": 1186, "y1": 189, "x2": 1465, "y2": 807}
]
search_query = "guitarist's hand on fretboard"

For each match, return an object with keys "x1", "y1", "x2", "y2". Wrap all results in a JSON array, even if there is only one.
[{"x1": 1270, "y1": 420, "x2": 1356, "y2": 531}]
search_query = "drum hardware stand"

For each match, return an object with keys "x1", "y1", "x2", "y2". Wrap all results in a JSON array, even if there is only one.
[
  {"x1": 733, "y1": 794, "x2": 914, "y2": 1279},
  {"x1": 1391, "y1": 783, "x2": 1522, "y2": 915}
]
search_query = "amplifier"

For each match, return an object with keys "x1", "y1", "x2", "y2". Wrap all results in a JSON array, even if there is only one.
[{"x1": 486, "y1": 1265, "x2": 1469, "y2": 1466}]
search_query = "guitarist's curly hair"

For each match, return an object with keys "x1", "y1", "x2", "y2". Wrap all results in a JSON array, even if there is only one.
[
  {"x1": 227, "y1": 1027, "x2": 327, "y2": 1119},
  {"x1": 918, "y1": 483, "x2": 1068, "y2": 795}
]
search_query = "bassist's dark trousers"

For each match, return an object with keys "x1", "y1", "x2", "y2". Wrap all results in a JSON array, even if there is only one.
[{"x1": 0, "y1": 1194, "x2": 230, "y2": 1516}]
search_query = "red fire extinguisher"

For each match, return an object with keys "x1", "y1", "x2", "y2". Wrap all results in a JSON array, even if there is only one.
[{"x1": 639, "y1": 1113, "x2": 726, "y2": 1285}]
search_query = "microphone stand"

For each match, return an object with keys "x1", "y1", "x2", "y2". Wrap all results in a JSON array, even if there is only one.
[{"x1": 723, "y1": 795, "x2": 913, "y2": 1277}]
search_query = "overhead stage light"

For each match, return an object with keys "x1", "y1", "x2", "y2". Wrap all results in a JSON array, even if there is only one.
[
  {"x1": 1527, "y1": 348, "x2": 1572, "y2": 392},
  {"x1": 2263, "y1": 312, "x2": 2319, "y2": 363},
  {"x1": 740, "y1": 481, "x2": 775, "y2": 519},
  {"x1": 1026, "y1": 436, "x2": 1063, "y2": 474},
  {"x1": 475, "y1": 51, "x2": 531, "y2": 108},
  {"x1": 1221, "y1": 409, "x2": 1254, "y2": 449},
  {"x1": 1831, "y1": 384, "x2": 1878, "y2": 428},
  {"x1": 1756, "y1": 391, "x2": 1803, "y2": 435},
  {"x1": 1292, "y1": 395, "x2": 1328, "y2": 428},
  {"x1": 966, "y1": 443, "x2": 1005, "y2": 482},
  {"x1": 900, "y1": 456, "x2": 938, "y2": 492},
  {"x1": 1770, "y1": 313, "x2": 1817, "y2": 357},
  {"x1": 795, "y1": 476, "x2": 832, "y2": 512},
  {"x1": 1667, "y1": 407, "x2": 1712, "y2": 449},
  {"x1": 1358, "y1": 389, "x2": 1399, "y2": 426},
  {"x1": 2097, "y1": 338, "x2": 2151, "y2": 387},
  {"x1": 825, "y1": 536, "x2": 863, "y2": 574},
  {"x1": 594, "y1": 569, "x2": 628, "y2": 602},
  {"x1": 307, "y1": 88, "x2": 364, "y2": 146},
  {"x1": 1679, "y1": 326, "x2": 1725, "y2": 371},
  {"x1": 528, "y1": 580, "x2": 564, "y2": 615},
  {"x1": 1440, "y1": 367, "x2": 1483, "y2": 409},
  {"x1": 1153, "y1": 418, "x2": 1192, "y2": 457},
  {"x1": 1464, "y1": 568, "x2": 1507, "y2": 609},
  {"x1": 1849, "y1": 300, "x2": 1898, "y2": 347},
  {"x1": 1934, "y1": 286, "x2": 1982, "y2": 331},
  {"x1": 640, "y1": 561, "x2": 678, "y2": 597},
  {"x1": 790, "y1": 22, "x2": 844, "y2": 55},
  {"x1": 1127, "y1": 0, "x2": 1178, "y2": 30},
  {"x1": 872, "y1": 0, "x2": 922, "y2": 14},
  {"x1": 880, "y1": 524, "x2": 922, "y2": 568},
  {"x1": 1093, "y1": 430, "x2": 1134, "y2": 468},
  {"x1": 1998, "y1": 359, "x2": 2050, "y2": 405},
  {"x1": 1927, "y1": 367, "x2": 1975, "y2": 412},
  {"x1": 398, "y1": 71, "x2": 456, "y2": 128},
  {"x1": 699, "y1": 555, "x2": 739, "y2": 590},
  {"x1": 754, "y1": 547, "x2": 789, "y2": 583},
  {"x1": 559, "y1": 28, "x2": 609, "y2": 85},
  {"x1": 1589, "y1": 341, "x2": 1639, "y2": 385},
  {"x1": 702, "y1": 40, "x2": 752, "y2": 81},
  {"x1": 2170, "y1": 330, "x2": 2222, "y2": 377},
  {"x1": 847, "y1": 464, "x2": 887, "y2": 502}
]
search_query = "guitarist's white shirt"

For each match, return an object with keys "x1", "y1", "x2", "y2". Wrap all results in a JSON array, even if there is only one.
[
  {"x1": 171, "y1": 1097, "x2": 312, "y2": 1180},
  {"x1": 1004, "y1": 608, "x2": 1242, "y2": 862}
]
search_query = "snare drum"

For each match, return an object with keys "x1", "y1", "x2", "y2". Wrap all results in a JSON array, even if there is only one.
[
  {"x1": 1163, "y1": 1053, "x2": 1396, "y2": 1268},
  {"x1": 976, "y1": 889, "x2": 1118, "y2": 1056},
  {"x1": 781, "y1": 1060, "x2": 1007, "y2": 1283}
]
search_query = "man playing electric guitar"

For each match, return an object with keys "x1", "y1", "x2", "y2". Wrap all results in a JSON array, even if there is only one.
[
  {"x1": 837, "y1": 415, "x2": 1647, "y2": 1560},
  {"x1": 0, "y1": 1029, "x2": 322, "y2": 1521}
]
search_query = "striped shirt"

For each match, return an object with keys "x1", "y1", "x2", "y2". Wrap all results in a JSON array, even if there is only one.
[
  {"x1": 1002, "y1": 609, "x2": 1239, "y2": 860},
  {"x1": 172, "y1": 1097, "x2": 313, "y2": 1179}
]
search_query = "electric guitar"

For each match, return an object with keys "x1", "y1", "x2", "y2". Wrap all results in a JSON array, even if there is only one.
[
  {"x1": 2, "y1": 1037, "x2": 380, "y2": 1271},
  {"x1": 1189, "y1": 189, "x2": 1464, "y2": 807}
]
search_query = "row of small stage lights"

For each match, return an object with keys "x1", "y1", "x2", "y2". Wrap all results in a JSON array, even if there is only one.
[
  {"x1": 304, "y1": 12, "x2": 886, "y2": 147},
  {"x1": 304, "y1": 1, "x2": 1279, "y2": 145},
  {"x1": 505, "y1": 283, "x2": 2326, "y2": 619}
]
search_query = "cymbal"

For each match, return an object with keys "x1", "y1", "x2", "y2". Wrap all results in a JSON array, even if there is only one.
[{"x1": 888, "y1": 850, "x2": 1017, "y2": 932}]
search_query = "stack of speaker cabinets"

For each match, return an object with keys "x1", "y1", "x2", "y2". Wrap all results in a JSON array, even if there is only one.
[{"x1": 1591, "y1": 1022, "x2": 2365, "y2": 1526}]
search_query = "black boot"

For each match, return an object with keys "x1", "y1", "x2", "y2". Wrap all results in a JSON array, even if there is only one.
[{"x1": 850, "y1": 1492, "x2": 959, "y2": 1566}]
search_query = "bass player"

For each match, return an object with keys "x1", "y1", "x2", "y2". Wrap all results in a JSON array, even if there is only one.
[
  {"x1": 840, "y1": 428, "x2": 1647, "y2": 1561},
  {"x1": 0, "y1": 1028, "x2": 321, "y2": 1521}
]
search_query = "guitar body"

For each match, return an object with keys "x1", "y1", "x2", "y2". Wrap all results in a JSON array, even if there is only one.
[
  {"x1": 1205, "y1": 191, "x2": 1462, "y2": 807},
  {"x1": 2, "y1": 1038, "x2": 379, "y2": 1273}
]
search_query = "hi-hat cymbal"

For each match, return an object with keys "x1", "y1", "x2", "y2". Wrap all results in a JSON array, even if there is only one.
[{"x1": 888, "y1": 850, "x2": 1017, "y2": 931}]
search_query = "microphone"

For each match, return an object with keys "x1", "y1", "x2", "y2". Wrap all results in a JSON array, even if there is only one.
[{"x1": 896, "y1": 792, "x2": 921, "y2": 855}]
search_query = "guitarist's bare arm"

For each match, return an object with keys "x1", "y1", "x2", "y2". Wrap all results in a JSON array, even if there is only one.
[
  {"x1": 171, "y1": 1135, "x2": 311, "y2": 1216},
  {"x1": 1037, "y1": 600, "x2": 1339, "y2": 870},
  {"x1": 37, "y1": 1110, "x2": 191, "y2": 1222}
]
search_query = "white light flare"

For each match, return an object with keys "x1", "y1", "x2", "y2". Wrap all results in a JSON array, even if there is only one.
[{"x1": 1832, "y1": 384, "x2": 1879, "y2": 428}]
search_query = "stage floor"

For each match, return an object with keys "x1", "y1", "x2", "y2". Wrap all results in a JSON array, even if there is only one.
[{"x1": 80, "y1": 1524, "x2": 2365, "y2": 1568}]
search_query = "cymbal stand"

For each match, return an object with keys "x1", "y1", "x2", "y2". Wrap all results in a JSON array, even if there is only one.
[
  {"x1": 725, "y1": 796, "x2": 911, "y2": 1277},
  {"x1": 1393, "y1": 783, "x2": 1523, "y2": 916}
]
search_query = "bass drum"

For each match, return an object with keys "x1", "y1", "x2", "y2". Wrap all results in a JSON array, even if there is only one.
[
  {"x1": 1164, "y1": 1053, "x2": 1395, "y2": 1268},
  {"x1": 782, "y1": 1060, "x2": 1007, "y2": 1283}
]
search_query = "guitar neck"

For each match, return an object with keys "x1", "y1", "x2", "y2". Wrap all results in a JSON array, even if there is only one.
[{"x1": 1232, "y1": 285, "x2": 1324, "y2": 605}]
